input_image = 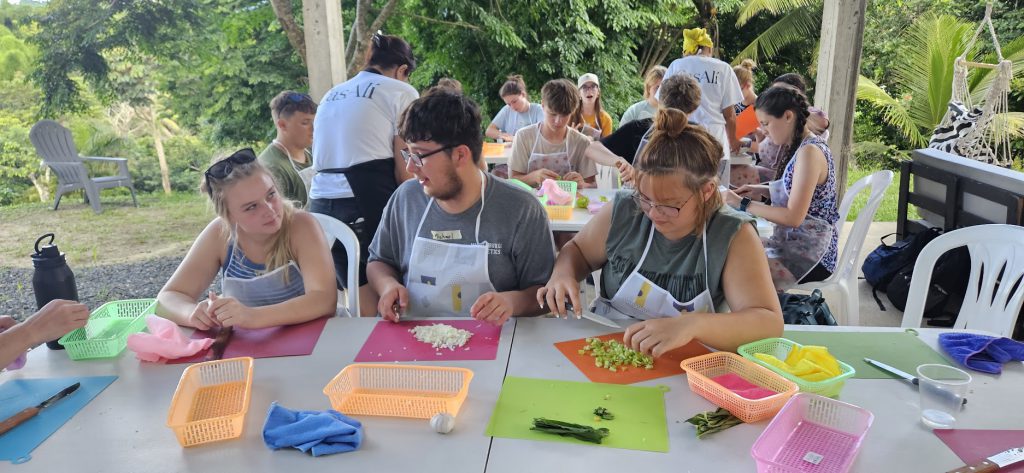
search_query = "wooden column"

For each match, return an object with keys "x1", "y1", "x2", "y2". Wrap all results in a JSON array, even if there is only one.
[
  {"x1": 814, "y1": 0, "x2": 867, "y2": 196},
  {"x1": 302, "y1": 0, "x2": 347, "y2": 102}
]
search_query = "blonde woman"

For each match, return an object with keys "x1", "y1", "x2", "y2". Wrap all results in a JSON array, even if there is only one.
[
  {"x1": 157, "y1": 149, "x2": 337, "y2": 329},
  {"x1": 541, "y1": 108, "x2": 781, "y2": 354},
  {"x1": 620, "y1": 66, "x2": 667, "y2": 126}
]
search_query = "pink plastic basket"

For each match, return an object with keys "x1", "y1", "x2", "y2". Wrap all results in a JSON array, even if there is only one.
[{"x1": 751, "y1": 393, "x2": 874, "y2": 473}]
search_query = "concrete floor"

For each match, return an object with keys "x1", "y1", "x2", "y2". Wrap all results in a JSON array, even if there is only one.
[{"x1": 837, "y1": 221, "x2": 903, "y2": 327}]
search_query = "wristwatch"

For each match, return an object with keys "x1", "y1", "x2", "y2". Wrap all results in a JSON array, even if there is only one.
[{"x1": 739, "y1": 196, "x2": 752, "y2": 212}]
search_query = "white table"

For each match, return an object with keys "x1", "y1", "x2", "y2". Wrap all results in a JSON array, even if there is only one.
[
  {"x1": 6, "y1": 319, "x2": 1022, "y2": 472},
  {"x1": 548, "y1": 188, "x2": 619, "y2": 232},
  {"x1": 483, "y1": 143, "x2": 513, "y2": 166}
]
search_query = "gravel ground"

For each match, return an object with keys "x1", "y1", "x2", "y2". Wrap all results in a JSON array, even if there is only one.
[{"x1": 0, "y1": 254, "x2": 219, "y2": 321}]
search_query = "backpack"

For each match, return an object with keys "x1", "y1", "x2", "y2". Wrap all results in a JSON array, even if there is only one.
[
  {"x1": 778, "y1": 289, "x2": 837, "y2": 326},
  {"x1": 861, "y1": 228, "x2": 943, "y2": 310},
  {"x1": 885, "y1": 246, "x2": 971, "y2": 316}
]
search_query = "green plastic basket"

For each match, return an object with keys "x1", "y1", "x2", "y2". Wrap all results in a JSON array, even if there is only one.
[
  {"x1": 58, "y1": 298, "x2": 157, "y2": 360},
  {"x1": 737, "y1": 337, "x2": 856, "y2": 398},
  {"x1": 542, "y1": 180, "x2": 578, "y2": 220}
]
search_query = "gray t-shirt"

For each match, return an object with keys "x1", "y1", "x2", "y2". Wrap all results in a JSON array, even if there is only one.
[
  {"x1": 370, "y1": 174, "x2": 556, "y2": 293},
  {"x1": 491, "y1": 103, "x2": 544, "y2": 136},
  {"x1": 620, "y1": 100, "x2": 657, "y2": 126},
  {"x1": 601, "y1": 193, "x2": 752, "y2": 310}
]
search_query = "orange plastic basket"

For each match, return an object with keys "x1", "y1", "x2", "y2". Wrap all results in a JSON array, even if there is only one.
[
  {"x1": 543, "y1": 180, "x2": 578, "y2": 221},
  {"x1": 166, "y1": 357, "x2": 253, "y2": 447},
  {"x1": 322, "y1": 364, "x2": 473, "y2": 419},
  {"x1": 482, "y1": 142, "x2": 505, "y2": 157},
  {"x1": 680, "y1": 352, "x2": 799, "y2": 423}
]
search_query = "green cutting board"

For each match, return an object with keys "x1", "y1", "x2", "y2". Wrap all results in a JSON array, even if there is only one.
[
  {"x1": 783, "y1": 331, "x2": 954, "y2": 379},
  {"x1": 486, "y1": 376, "x2": 669, "y2": 452}
]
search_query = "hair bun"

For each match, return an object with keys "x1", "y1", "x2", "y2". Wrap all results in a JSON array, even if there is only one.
[{"x1": 654, "y1": 108, "x2": 689, "y2": 138}]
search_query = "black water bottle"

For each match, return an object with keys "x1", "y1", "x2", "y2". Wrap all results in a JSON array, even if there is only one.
[{"x1": 30, "y1": 233, "x2": 79, "y2": 350}]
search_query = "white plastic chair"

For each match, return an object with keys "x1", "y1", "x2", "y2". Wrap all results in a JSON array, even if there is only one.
[
  {"x1": 790, "y1": 170, "x2": 894, "y2": 326},
  {"x1": 900, "y1": 224, "x2": 1024, "y2": 336},
  {"x1": 311, "y1": 213, "x2": 361, "y2": 317}
]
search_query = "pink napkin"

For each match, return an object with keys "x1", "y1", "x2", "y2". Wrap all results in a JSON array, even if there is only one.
[
  {"x1": 540, "y1": 179, "x2": 572, "y2": 205},
  {"x1": 126, "y1": 315, "x2": 214, "y2": 363},
  {"x1": 711, "y1": 373, "x2": 777, "y2": 400}
]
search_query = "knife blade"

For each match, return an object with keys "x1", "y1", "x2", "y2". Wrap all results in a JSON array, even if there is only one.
[
  {"x1": 564, "y1": 301, "x2": 620, "y2": 328},
  {"x1": 0, "y1": 382, "x2": 81, "y2": 435},
  {"x1": 946, "y1": 446, "x2": 1024, "y2": 473},
  {"x1": 206, "y1": 326, "x2": 234, "y2": 361},
  {"x1": 864, "y1": 358, "x2": 967, "y2": 406}
]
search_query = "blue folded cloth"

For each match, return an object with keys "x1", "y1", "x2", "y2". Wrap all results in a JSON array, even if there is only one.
[
  {"x1": 938, "y1": 333, "x2": 1024, "y2": 374},
  {"x1": 262, "y1": 402, "x2": 364, "y2": 456}
]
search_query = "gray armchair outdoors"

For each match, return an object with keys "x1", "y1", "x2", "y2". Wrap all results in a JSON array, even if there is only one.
[{"x1": 29, "y1": 120, "x2": 139, "y2": 214}]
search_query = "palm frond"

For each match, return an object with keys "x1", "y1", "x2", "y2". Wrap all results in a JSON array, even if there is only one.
[
  {"x1": 968, "y1": 35, "x2": 1024, "y2": 102},
  {"x1": 856, "y1": 75, "x2": 926, "y2": 146},
  {"x1": 990, "y1": 112, "x2": 1024, "y2": 141},
  {"x1": 736, "y1": 0, "x2": 817, "y2": 26},
  {"x1": 732, "y1": 7, "x2": 818, "y2": 64}
]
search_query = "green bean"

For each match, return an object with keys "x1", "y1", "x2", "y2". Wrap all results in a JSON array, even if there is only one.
[{"x1": 580, "y1": 338, "x2": 655, "y2": 372}]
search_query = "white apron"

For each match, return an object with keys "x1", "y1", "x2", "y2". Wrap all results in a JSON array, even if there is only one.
[
  {"x1": 762, "y1": 178, "x2": 835, "y2": 289},
  {"x1": 405, "y1": 171, "x2": 497, "y2": 318},
  {"x1": 592, "y1": 224, "x2": 714, "y2": 320},
  {"x1": 633, "y1": 126, "x2": 653, "y2": 163},
  {"x1": 526, "y1": 125, "x2": 572, "y2": 176}
]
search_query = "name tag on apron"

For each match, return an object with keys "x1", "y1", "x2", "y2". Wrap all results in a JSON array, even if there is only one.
[{"x1": 431, "y1": 230, "x2": 463, "y2": 241}]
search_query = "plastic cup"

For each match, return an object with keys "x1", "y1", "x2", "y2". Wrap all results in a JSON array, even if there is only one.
[{"x1": 917, "y1": 364, "x2": 971, "y2": 429}]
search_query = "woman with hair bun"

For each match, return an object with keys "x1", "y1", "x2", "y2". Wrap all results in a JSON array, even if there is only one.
[
  {"x1": 540, "y1": 108, "x2": 782, "y2": 355},
  {"x1": 724, "y1": 86, "x2": 840, "y2": 291},
  {"x1": 486, "y1": 74, "x2": 544, "y2": 142}
]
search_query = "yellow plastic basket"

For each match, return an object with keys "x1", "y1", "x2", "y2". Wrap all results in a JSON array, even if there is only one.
[
  {"x1": 482, "y1": 142, "x2": 505, "y2": 157},
  {"x1": 680, "y1": 352, "x2": 799, "y2": 423},
  {"x1": 737, "y1": 337, "x2": 856, "y2": 398},
  {"x1": 167, "y1": 357, "x2": 254, "y2": 447},
  {"x1": 543, "y1": 180, "x2": 578, "y2": 221},
  {"x1": 59, "y1": 299, "x2": 156, "y2": 360},
  {"x1": 323, "y1": 364, "x2": 474, "y2": 419}
]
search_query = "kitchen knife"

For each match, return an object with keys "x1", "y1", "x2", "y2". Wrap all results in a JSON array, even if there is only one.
[
  {"x1": 564, "y1": 301, "x2": 620, "y2": 329},
  {"x1": 946, "y1": 446, "x2": 1024, "y2": 473},
  {"x1": 864, "y1": 357, "x2": 967, "y2": 406},
  {"x1": 0, "y1": 382, "x2": 81, "y2": 435},
  {"x1": 206, "y1": 326, "x2": 234, "y2": 361}
]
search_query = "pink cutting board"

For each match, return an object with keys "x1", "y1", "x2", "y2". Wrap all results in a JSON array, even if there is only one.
[
  {"x1": 167, "y1": 316, "x2": 329, "y2": 364},
  {"x1": 354, "y1": 319, "x2": 501, "y2": 362},
  {"x1": 935, "y1": 429, "x2": 1024, "y2": 472}
]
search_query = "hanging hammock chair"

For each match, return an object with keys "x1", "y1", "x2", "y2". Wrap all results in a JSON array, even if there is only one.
[{"x1": 929, "y1": 2, "x2": 1014, "y2": 166}]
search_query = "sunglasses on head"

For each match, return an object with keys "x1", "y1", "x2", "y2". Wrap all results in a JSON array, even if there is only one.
[
  {"x1": 285, "y1": 92, "x2": 307, "y2": 104},
  {"x1": 205, "y1": 148, "x2": 257, "y2": 195}
]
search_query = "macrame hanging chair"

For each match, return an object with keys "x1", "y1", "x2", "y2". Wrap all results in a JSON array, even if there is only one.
[{"x1": 930, "y1": 2, "x2": 1014, "y2": 166}]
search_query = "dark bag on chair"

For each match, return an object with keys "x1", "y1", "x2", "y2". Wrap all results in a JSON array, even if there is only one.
[
  {"x1": 861, "y1": 227, "x2": 943, "y2": 310},
  {"x1": 779, "y1": 289, "x2": 838, "y2": 326}
]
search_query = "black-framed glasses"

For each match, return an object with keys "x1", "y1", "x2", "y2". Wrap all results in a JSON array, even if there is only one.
[
  {"x1": 631, "y1": 191, "x2": 695, "y2": 218},
  {"x1": 205, "y1": 148, "x2": 257, "y2": 195},
  {"x1": 401, "y1": 145, "x2": 454, "y2": 168},
  {"x1": 580, "y1": 84, "x2": 599, "y2": 91}
]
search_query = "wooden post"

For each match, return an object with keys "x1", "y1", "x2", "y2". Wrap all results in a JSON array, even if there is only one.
[
  {"x1": 814, "y1": 0, "x2": 867, "y2": 197},
  {"x1": 302, "y1": 0, "x2": 347, "y2": 103}
]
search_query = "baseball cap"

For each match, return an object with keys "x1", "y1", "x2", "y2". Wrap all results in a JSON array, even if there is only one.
[{"x1": 577, "y1": 73, "x2": 600, "y2": 88}]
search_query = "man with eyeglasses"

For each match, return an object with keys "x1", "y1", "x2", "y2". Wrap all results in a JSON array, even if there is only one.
[
  {"x1": 258, "y1": 91, "x2": 316, "y2": 207},
  {"x1": 367, "y1": 91, "x2": 556, "y2": 324}
]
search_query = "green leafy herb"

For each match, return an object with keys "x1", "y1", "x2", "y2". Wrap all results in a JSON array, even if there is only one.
[
  {"x1": 685, "y1": 408, "x2": 744, "y2": 439},
  {"x1": 593, "y1": 407, "x2": 614, "y2": 420},
  {"x1": 531, "y1": 418, "x2": 610, "y2": 444},
  {"x1": 580, "y1": 338, "x2": 654, "y2": 372}
]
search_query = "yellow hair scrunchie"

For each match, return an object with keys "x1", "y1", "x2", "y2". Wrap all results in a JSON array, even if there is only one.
[{"x1": 683, "y1": 28, "x2": 713, "y2": 55}]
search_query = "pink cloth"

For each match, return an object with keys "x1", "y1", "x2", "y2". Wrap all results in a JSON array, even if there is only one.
[
  {"x1": 712, "y1": 373, "x2": 777, "y2": 400},
  {"x1": 540, "y1": 179, "x2": 572, "y2": 205},
  {"x1": 126, "y1": 315, "x2": 214, "y2": 363}
]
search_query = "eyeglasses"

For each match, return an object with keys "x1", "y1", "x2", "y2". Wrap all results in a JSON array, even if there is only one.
[
  {"x1": 580, "y1": 84, "x2": 599, "y2": 92},
  {"x1": 204, "y1": 148, "x2": 257, "y2": 195},
  {"x1": 631, "y1": 191, "x2": 695, "y2": 218},
  {"x1": 401, "y1": 145, "x2": 454, "y2": 168}
]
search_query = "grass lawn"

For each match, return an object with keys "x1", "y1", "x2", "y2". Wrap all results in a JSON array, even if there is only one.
[
  {"x1": 843, "y1": 166, "x2": 918, "y2": 222},
  {"x1": 0, "y1": 191, "x2": 210, "y2": 268}
]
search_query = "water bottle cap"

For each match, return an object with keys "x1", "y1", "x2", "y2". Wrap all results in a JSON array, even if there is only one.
[{"x1": 31, "y1": 233, "x2": 66, "y2": 267}]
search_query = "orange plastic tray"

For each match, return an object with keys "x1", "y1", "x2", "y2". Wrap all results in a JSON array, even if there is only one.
[
  {"x1": 323, "y1": 364, "x2": 473, "y2": 419},
  {"x1": 482, "y1": 142, "x2": 505, "y2": 157},
  {"x1": 680, "y1": 352, "x2": 798, "y2": 423},
  {"x1": 166, "y1": 357, "x2": 253, "y2": 447}
]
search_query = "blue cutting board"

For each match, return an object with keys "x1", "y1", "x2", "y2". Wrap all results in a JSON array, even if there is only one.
[{"x1": 0, "y1": 376, "x2": 117, "y2": 464}]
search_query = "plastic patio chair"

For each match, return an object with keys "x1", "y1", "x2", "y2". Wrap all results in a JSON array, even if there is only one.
[
  {"x1": 900, "y1": 224, "x2": 1024, "y2": 337},
  {"x1": 29, "y1": 120, "x2": 139, "y2": 214},
  {"x1": 790, "y1": 170, "x2": 894, "y2": 326},
  {"x1": 311, "y1": 213, "x2": 361, "y2": 317}
]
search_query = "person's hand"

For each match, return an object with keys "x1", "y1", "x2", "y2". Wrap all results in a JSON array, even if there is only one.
[
  {"x1": 377, "y1": 282, "x2": 408, "y2": 322},
  {"x1": 723, "y1": 188, "x2": 742, "y2": 207},
  {"x1": 187, "y1": 297, "x2": 218, "y2": 331},
  {"x1": 537, "y1": 276, "x2": 580, "y2": 319},
  {"x1": 499, "y1": 133, "x2": 514, "y2": 142},
  {"x1": 729, "y1": 138, "x2": 743, "y2": 156},
  {"x1": 470, "y1": 292, "x2": 513, "y2": 325},
  {"x1": 615, "y1": 159, "x2": 635, "y2": 186},
  {"x1": 562, "y1": 171, "x2": 585, "y2": 186},
  {"x1": 527, "y1": 168, "x2": 560, "y2": 187},
  {"x1": 208, "y1": 292, "x2": 255, "y2": 329},
  {"x1": 0, "y1": 316, "x2": 16, "y2": 331},
  {"x1": 22, "y1": 299, "x2": 89, "y2": 346},
  {"x1": 735, "y1": 184, "x2": 768, "y2": 201},
  {"x1": 623, "y1": 316, "x2": 700, "y2": 358}
]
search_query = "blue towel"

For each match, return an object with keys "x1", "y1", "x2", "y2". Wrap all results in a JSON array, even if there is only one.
[
  {"x1": 938, "y1": 333, "x2": 1024, "y2": 374},
  {"x1": 262, "y1": 402, "x2": 363, "y2": 456}
]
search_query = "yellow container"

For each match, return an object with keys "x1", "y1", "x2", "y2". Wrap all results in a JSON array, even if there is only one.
[
  {"x1": 482, "y1": 142, "x2": 505, "y2": 157},
  {"x1": 543, "y1": 180, "x2": 578, "y2": 221},
  {"x1": 323, "y1": 364, "x2": 473, "y2": 419},
  {"x1": 167, "y1": 357, "x2": 253, "y2": 447}
]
